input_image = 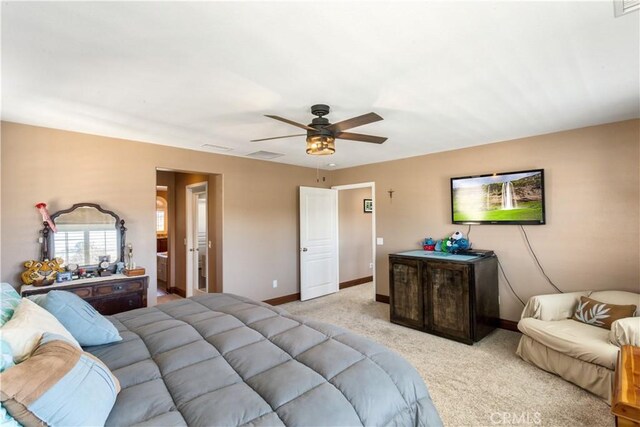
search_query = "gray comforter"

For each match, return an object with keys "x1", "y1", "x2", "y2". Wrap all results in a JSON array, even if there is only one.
[{"x1": 86, "y1": 293, "x2": 442, "y2": 426}]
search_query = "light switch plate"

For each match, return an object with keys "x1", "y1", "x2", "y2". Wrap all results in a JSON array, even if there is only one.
[{"x1": 376, "y1": 237, "x2": 384, "y2": 245}]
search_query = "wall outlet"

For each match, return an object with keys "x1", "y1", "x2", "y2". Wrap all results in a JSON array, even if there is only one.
[
  {"x1": 376, "y1": 237, "x2": 384, "y2": 246},
  {"x1": 369, "y1": 263, "x2": 373, "y2": 269},
  {"x1": 272, "y1": 280, "x2": 278, "y2": 289}
]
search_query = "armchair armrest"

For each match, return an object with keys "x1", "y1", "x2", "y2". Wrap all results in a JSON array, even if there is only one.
[
  {"x1": 520, "y1": 291, "x2": 590, "y2": 321},
  {"x1": 610, "y1": 317, "x2": 640, "y2": 347}
]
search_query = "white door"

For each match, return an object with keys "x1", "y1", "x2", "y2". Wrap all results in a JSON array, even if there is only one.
[
  {"x1": 300, "y1": 186, "x2": 338, "y2": 301},
  {"x1": 186, "y1": 182, "x2": 208, "y2": 297}
]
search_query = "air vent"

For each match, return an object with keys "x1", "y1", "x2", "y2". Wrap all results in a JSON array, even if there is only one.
[
  {"x1": 201, "y1": 143, "x2": 232, "y2": 152},
  {"x1": 614, "y1": 0, "x2": 639, "y2": 16},
  {"x1": 245, "y1": 150, "x2": 285, "y2": 160}
]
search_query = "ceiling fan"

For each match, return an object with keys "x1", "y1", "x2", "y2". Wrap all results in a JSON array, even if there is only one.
[{"x1": 251, "y1": 104, "x2": 387, "y2": 155}]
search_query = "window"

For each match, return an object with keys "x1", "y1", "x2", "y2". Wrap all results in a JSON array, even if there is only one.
[
  {"x1": 156, "y1": 196, "x2": 168, "y2": 234},
  {"x1": 156, "y1": 210, "x2": 165, "y2": 232},
  {"x1": 54, "y1": 229, "x2": 117, "y2": 266}
]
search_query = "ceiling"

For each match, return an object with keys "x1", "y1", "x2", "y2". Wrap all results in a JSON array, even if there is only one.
[{"x1": 2, "y1": 1, "x2": 639, "y2": 170}]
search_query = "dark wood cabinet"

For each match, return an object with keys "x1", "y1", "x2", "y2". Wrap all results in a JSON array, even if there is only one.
[
  {"x1": 389, "y1": 258, "x2": 424, "y2": 329},
  {"x1": 390, "y1": 252, "x2": 498, "y2": 344},
  {"x1": 21, "y1": 274, "x2": 148, "y2": 315}
]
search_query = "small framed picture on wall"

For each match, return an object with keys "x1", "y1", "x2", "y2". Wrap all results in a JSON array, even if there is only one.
[{"x1": 363, "y1": 199, "x2": 373, "y2": 213}]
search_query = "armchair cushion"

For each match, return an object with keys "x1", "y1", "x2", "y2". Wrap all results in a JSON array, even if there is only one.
[
  {"x1": 610, "y1": 317, "x2": 640, "y2": 347},
  {"x1": 518, "y1": 318, "x2": 618, "y2": 369},
  {"x1": 521, "y1": 291, "x2": 589, "y2": 321}
]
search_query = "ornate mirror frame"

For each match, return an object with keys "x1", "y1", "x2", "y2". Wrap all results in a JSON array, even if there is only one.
[{"x1": 41, "y1": 203, "x2": 126, "y2": 268}]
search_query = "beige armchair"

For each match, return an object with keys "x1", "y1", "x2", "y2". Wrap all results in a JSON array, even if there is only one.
[{"x1": 517, "y1": 290, "x2": 640, "y2": 401}]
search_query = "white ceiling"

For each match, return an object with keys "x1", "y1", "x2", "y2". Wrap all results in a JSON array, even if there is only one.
[{"x1": 2, "y1": 1, "x2": 639, "y2": 169}]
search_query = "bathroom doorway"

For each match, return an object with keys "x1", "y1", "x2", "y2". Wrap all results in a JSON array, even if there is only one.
[{"x1": 155, "y1": 169, "x2": 223, "y2": 301}]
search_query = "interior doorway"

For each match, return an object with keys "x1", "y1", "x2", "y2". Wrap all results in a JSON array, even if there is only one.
[
  {"x1": 155, "y1": 169, "x2": 223, "y2": 301},
  {"x1": 332, "y1": 182, "x2": 376, "y2": 299}
]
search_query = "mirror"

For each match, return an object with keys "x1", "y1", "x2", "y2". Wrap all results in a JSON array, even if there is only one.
[{"x1": 42, "y1": 203, "x2": 126, "y2": 268}]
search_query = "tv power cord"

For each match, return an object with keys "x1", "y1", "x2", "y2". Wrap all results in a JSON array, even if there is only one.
[
  {"x1": 497, "y1": 258, "x2": 526, "y2": 306},
  {"x1": 519, "y1": 225, "x2": 563, "y2": 293}
]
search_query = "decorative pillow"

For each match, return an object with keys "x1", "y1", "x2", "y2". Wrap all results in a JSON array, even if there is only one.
[
  {"x1": 0, "y1": 299, "x2": 79, "y2": 363},
  {"x1": 36, "y1": 291, "x2": 121, "y2": 346},
  {"x1": 573, "y1": 296, "x2": 637, "y2": 330},
  {"x1": 0, "y1": 284, "x2": 21, "y2": 326},
  {"x1": 0, "y1": 333, "x2": 120, "y2": 427}
]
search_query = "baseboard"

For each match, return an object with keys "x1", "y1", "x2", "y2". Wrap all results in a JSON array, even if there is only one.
[
  {"x1": 339, "y1": 276, "x2": 373, "y2": 290},
  {"x1": 498, "y1": 318, "x2": 519, "y2": 332},
  {"x1": 376, "y1": 294, "x2": 390, "y2": 304},
  {"x1": 263, "y1": 293, "x2": 300, "y2": 306},
  {"x1": 168, "y1": 287, "x2": 186, "y2": 298}
]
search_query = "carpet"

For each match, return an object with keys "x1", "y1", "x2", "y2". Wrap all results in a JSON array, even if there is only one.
[{"x1": 281, "y1": 283, "x2": 612, "y2": 427}]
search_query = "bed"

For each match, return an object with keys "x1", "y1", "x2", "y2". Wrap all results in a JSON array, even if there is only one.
[{"x1": 86, "y1": 293, "x2": 442, "y2": 426}]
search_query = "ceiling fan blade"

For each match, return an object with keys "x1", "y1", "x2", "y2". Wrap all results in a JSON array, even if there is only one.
[
  {"x1": 326, "y1": 112, "x2": 383, "y2": 133},
  {"x1": 250, "y1": 133, "x2": 306, "y2": 142},
  {"x1": 335, "y1": 132, "x2": 387, "y2": 144},
  {"x1": 265, "y1": 115, "x2": 316, "y2": 131}
]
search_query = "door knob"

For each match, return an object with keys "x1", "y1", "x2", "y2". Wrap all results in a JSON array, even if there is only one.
[{"x1": 301, "y1": 248, "x2": 308, "y2": 252}]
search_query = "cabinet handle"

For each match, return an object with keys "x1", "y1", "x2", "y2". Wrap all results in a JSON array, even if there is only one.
[{"x1": 114, "y1": 285, "x2": 123, "y2": 291}]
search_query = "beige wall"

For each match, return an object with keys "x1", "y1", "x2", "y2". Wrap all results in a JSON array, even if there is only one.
[
  {"x1": 332, "y1": 119, "x2": 640, "y2": 321},
  {"x1": 2, "y1": 120, "x2": 637, "y2": 321},
  {"x1": 0, "y1": 122, "x2": 329, "y2": 305},
  {"x1": 338, "y1": 187, "x2": 373, "y2": 283}
]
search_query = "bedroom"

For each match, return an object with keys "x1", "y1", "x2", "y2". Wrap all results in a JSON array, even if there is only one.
[{"x1": 1, "y1": 1, "x2": 639, "y2": 426}]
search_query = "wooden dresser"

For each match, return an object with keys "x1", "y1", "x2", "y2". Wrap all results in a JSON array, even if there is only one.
[
  {"x1": 389, "y1": 250, "x2": 499, "y2": 344},
  {"x1": 21, "y1": 274, "x2": 148, "y2": 315}
]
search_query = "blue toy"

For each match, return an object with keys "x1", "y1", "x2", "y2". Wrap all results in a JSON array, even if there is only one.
[{"x1": 446, "y1": 231, "x2": 471, "y2": 253}]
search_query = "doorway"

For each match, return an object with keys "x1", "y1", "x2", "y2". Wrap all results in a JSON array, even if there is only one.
[
  {"x1": 155, "y1": 169, "x2": 223, "y2": 301},
  {"x1": 332, "y1": 182, "x2": 376, "y2": 299},
  {"x1": 186, "y1": 182, "x2": 208, "y2": 297}
]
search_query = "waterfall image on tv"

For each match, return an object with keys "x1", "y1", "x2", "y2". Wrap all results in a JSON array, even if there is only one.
[{"x1": 451, "y1": 169, "x2": 545, "y2": 224}]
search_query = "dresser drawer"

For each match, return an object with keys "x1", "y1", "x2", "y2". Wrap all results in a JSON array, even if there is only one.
[
  {"x1": 89, "y1": 294, "x2": 144, "y2": 315},
  {"x1": 95, "y1": 280, "x2": 144, "y2": 296},
  {"x1": 68, "y1": 286, "x2": 93, "y2": 298}
]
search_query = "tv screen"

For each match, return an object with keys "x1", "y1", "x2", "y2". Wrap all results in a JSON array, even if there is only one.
[{"x1": 451, "y1": 169, "x2": 545, "y2": 225}]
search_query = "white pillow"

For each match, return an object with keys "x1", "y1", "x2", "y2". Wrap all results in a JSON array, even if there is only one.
[{"x1": 0, "y1": 298, "x2": 79, "y2": 362}]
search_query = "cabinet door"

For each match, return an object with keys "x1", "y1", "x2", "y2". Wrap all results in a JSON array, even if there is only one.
[
  {"x1": 426, "y1": 262, "x2": 470, "y2": 340},
  {"x1": 389, "y1": 257, "x2": 424, "y2": 329}
]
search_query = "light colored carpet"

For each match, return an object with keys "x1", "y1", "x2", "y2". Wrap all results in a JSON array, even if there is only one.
[{"x1": 281, "y1": 283, "x2": 612, "y2": 427}]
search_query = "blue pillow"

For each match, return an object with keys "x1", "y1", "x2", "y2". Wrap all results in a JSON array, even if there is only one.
[
  {"x1": 0, "y1": 404, "x2": 22, "y2": 427},
  {"x1": 0, "y1": 339, "x2": 14, "y2": 373},
  {"x1": 0, "y1": 283, "x2": 21, "y2": 326},
  {"x1": 0, "y1": 333, "x2": 119, "y2": 426},
  {"x1": 39, "y1": 291, "x2": 122, "y2": 346}
]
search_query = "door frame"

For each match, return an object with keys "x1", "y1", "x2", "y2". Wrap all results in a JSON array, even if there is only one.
[
  {"x1": 185, "y1": 181, "x2": 208, "y2": 298},
  {"x1": 331, "y1": 182, "x2": 376, "y2": 298}
]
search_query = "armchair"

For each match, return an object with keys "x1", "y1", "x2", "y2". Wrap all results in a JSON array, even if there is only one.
[{"x1": 517, "y1": 290, "x2": 640, "y2": 401}]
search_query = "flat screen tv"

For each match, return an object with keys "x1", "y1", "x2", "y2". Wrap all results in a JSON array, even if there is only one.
[{"x1": 451, "y1": 169, "x2": 545, "y2": 225}]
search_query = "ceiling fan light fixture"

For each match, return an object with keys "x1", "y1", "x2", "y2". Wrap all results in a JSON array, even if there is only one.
[{"x1": 306, "y1": 135, "x2": 335, "y2": 155}]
